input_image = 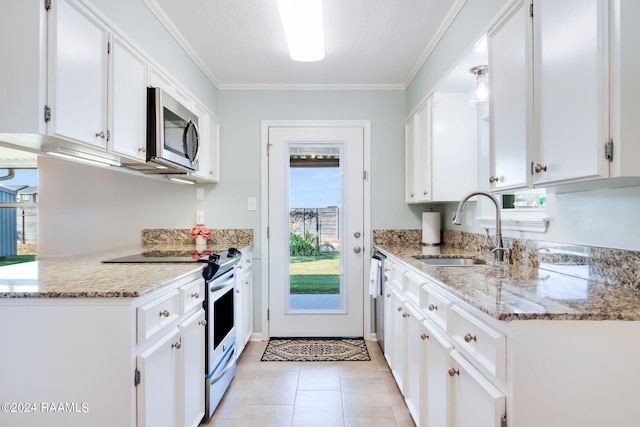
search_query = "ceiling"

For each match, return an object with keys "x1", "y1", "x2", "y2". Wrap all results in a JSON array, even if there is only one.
[{"x1": 145, "y1": 0, "x2": 466, "y2": 89}]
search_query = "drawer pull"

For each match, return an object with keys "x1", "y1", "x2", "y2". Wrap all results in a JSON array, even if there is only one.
[
  {"x1": 420, "y1": 333, "x2": 429, "y2": 340},
  {"x1": 464, "y1": 333, "x2": 477, "y2": 343},
  {"x1": 448, "y1": 368, "x2": 460, "y2": 377},
  {"x1": 198, "y1": 320, "x2": 207, "y2": 326},
  {"x1": 428, "y1": 304, "x2": 438, "y2": 311},
  {"x1": 159, "y1": 309, "x2": 170, "y2": 318},
  {"x1": 171, "y1": 341, "x2": 181, "y2": 349},
  {"x1": 191, "y1": 292, "x2": 200, "y2": 299},
  {"x1": 397, "y1": 306, "x2": 403, "y2": 312},
  {"x1": 402, "y1": 312, "x2": 410, "y2": 318}
]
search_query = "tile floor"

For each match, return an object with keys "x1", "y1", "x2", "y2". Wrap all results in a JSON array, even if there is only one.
[{"x1": 202, "y1": 340, "x2": 416, "y2": 427}]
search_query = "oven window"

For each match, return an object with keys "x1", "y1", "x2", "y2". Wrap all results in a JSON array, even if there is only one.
[
  {"x1": 163, "y1": 107, "x2": 188, "y2": 157},
  {"x1": 213, "y1": 287, "x2": 234, "y2": 349}
]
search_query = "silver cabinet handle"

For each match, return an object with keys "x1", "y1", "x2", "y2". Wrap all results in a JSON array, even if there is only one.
[
  {"x1": 428, "y1": 304, "x2": 438, "y2": 311},
  {"x1": 198, "y1": 320, "x2": 207, "y2": 326},
  {"x1": 448, "y1": 368, "x2": 460, "y2": 377},
  {"x1": 172, "y1": 341, "x2": 181, "y2": 349},
  {"x1": 489, "y1": 176, "x2": 499, "y2": 183},
  {"x1": 354, "y1": 231, "x2": 361, "y2": 238},
  {"x1": 423, "y1": 190, "x2": 428, "y2": 195},
  {"x1": 191, "y1": 292, "x2": 200, "y2": 299},
  {"x1": 386, "y1": 293, "x2": 391, "y2": 298},
  {"x1": 95, "y1": 131, "x2": 106, "y2": 139},
  {"x1": 420, "y1": 333, "x2": 429, "y2": 340},
  {"x1": 410, "y1": 193, "x2": 415, "y2": 198},
  {"x1": 159, "y1": 310, "x2": 170, "y2": 317},
  {"x1": 464, "y1": 333, "x2": 477, "y2": 343},
  {"x1": 397, "y1": 306, "x2": 403, "y2": 312},
  {"x1": 533, "y1": 163, "x2": 547, "y2": 173},
  {"x1": 138, "y1": 146, "x2": 146, "y2": 153},
  {"x1": 353, "y1": 246, "x2": 361, "y2": 254},
  {"x1": 402, "y1": 312, "x2": 409, "y2": 318}
]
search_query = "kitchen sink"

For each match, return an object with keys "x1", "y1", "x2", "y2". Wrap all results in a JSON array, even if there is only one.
[{"x1": 413, "y1": 257, "x2": 489, "y2": 266}]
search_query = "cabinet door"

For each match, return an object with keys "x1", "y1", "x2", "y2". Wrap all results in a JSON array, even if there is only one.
[
  {"x1": 180, "y1": 309, "x2": 206, "y2": 427},
  {"x1": 206, "y1": 117, "x2": 221, "y2": 182},
  {"x1": 404, "y1": 303, "x2": 425, "y2": 425},
  {"x1": 110, "y1": 36, "x2": 147, "y2": 162},
  {"x1": 449, "y1": 350, "x2": 506, "y2": 427},
  {"x1": 48, "y1": 0, "x2": 109, "y2": 149},
  {"x1": 422, "y1": 321, "x2": 452, "y2": 427},
  {"x1": 533, "y1": 0, "x2": 609, "y2": 185},
  {"x1": 383, "y1": 283, "x2": 395, "y2": 366},
  {"x1": 241, "y1": 272, "x2": 253, "y2": 348},
  {"x1": 137, "y1": 328, "x2": 180, "y2": 427},
  {"x1": 488, "y1": 1, "x2": 531, "y2": 191},
  {"x1": 405, "y1": 114, "x2": 417, "y2": 202},
  {"x1": 391, "y1": 288, "x2": 407, "y2": 389}
]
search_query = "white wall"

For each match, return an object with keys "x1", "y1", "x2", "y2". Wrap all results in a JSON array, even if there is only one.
[{"x1": 38, "y1": 156, "x2": 197, "y2": 257}]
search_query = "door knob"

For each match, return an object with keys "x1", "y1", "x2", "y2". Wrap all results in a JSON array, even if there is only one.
[{"x1": 353, "y1": 246, "x2": 361, "y2": 254}]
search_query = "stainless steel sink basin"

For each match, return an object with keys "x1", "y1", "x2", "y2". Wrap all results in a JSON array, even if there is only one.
[{"x1": 413, "y1": 257, "x2": 489, "y2": 266}]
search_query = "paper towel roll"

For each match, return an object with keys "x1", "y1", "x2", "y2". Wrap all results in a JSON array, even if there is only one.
[{"x1": 422, "y1": 212, "x2": 441, "y2": 245}]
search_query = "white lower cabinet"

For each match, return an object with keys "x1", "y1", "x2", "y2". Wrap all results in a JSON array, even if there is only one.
[
  {"x1": 235, "y1": 249, "x2": 253, "y2": 357},
  {"x1": 421, "y1": 321, "x2": 452, "y2": 427},
  {"x1": 449, "y1": 350, "x2": 506, "y2": 427},
  {"x1": 136, "y1": 327, "x2": 181, "y2": 427},
  {"x1": 179, "y1": 309, "x2": 206, "y2": 427}
]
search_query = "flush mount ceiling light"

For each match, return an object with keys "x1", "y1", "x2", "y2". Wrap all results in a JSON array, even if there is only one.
[
  {"x1": 276, "y1": 0, "x2": 325, "y2": 62},
  {"x1": 41, "y1": 145, "x2": 120, "y2": 168},
  {"x1": 470, "y1": 65, "x2": 489, "y2": 101}
]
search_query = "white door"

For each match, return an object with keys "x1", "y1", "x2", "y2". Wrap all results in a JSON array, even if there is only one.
[{"x1": 268, "y1": 125, "x2": 365, "y2": 337}]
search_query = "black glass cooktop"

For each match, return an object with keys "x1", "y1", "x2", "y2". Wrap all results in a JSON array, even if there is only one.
[{"x1": 102, "y1": 249, "x2": 212, "y2": 263}]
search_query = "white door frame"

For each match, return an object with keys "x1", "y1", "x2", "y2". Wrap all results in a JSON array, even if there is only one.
[{"x1": 260, "y1": 120, "x2": 372, "y2": 340}]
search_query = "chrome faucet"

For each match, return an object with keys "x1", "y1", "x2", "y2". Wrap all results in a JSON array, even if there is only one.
[{"x1": 451, "y1": 190, "x2": 507, "y2": 263}]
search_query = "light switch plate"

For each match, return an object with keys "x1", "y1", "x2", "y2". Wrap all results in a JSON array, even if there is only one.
[{"x1": 248, "y1": 197, "x2": 257, "y2": 211}]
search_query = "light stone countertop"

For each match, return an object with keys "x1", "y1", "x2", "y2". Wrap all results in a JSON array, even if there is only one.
[
  {"x1": 375, "y1": 243, "x2": 640, "y2": 321},
  {"x1": 0, "y1": 244, "x2": 242, "y2": 298}
]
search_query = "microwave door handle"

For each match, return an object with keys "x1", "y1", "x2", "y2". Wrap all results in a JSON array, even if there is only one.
[{"x1": 182, "y1": 119, "x2": 200, "y2": 162}]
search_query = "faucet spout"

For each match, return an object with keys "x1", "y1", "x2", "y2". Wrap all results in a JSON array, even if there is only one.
[{"x1": 451, "y1": 191, "x2": 505, "y2": 262}]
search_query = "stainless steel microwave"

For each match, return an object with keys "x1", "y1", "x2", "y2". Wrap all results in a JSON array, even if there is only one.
[{"x1": 146, "y1": 87, "x2": 200, "y2": 173}]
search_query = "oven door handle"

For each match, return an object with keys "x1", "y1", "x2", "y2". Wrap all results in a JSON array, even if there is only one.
[
  {"x1": 210, "y1": 276, "x2": 235, "y2": 292},
  {"x1": 208, "y1": 345, "x2": 236, "y2": 385}
]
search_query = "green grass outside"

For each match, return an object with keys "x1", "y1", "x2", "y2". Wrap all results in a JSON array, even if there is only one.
[
  {"x1": 0, "y1": 255, "x2": 36, "y2": 267},
  {"x1": 290, "y1": 252, "x2": 340, "y2": 294}
]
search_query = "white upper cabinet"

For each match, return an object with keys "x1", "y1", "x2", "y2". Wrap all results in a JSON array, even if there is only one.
[
  {"x1": 188, "y1": 102, "x2": 220, "y2": 183},
  {"x1": 405, "y1": 99, "x2": 432, "y2": 203},
  {"x1": 110, "y1": 36, "x2": 148, "y2": 162},
  {"x1": 532, "y1": 0, "x2": 609, "y2": 185},
  {"x1": 48, "y1": 0, "x2": 110, "y2": 150},
  {"x1": 405, "y1": 92, "x2": 478, "y2": 204},
  {"x1": 488, "y1": 1, "x2": 531, "y2": 191},
  {"x1": 489, "y1": 0, "x2": 640, "y2": 190}
]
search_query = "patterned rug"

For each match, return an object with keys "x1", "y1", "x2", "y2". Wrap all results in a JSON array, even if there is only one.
[{"x1": 261, "y1": 337, "x2": 371, "y2": 362}]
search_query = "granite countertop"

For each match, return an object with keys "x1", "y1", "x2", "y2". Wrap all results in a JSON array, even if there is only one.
[
  {"x1": 375, "y1": 243, "x2": 640, "y2": 321},
  {"x1": 0, "y1": 244, "x2": 245, "y2": 298}
]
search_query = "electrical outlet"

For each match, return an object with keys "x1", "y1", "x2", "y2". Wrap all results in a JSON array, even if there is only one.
[{"x1": 195, "y1": 211, "x2": 206, "y2": 225}]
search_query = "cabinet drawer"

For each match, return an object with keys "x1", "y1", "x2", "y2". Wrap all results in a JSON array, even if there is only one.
[
  {"x1": 236, "y1": 252, "x2": 253, "y2": 275},
  {"x1": 385, "y1": 260, "x2": 406, "y2": 286},
  {"x1": 403, "y1": 272, "x2": 423, "y2": 305},
  {"x1": 449, "y1": 304, "x2": 506, "y2": 383},
  {"x1": 421, "y1": 285, "x2": 451, "y2": 330},
  {"x1": 137, "y1": 290, "x2": 181, "y2": 343},
  {"x1": 180, "y1": 279, "x2": 205, "y2": 314}
]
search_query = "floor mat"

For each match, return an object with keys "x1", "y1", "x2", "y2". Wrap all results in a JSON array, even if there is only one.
[{"x1": 260, "y1": 337, "x2": 371, "y2": 362}]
